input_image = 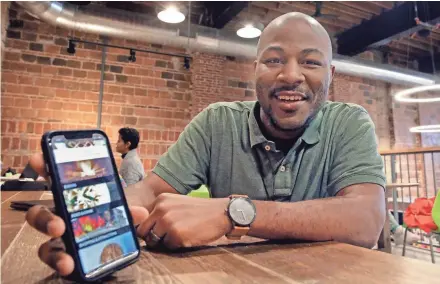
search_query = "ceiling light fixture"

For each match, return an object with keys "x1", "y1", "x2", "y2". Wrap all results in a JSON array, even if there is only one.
[
  {"x1": 409, "y1": 124, "x2": 440, "y2": 133},
  {"x1": 237, "y1": 24, "x2": 262, "y2": 39},
  {"x1": 394, "y1": 84, "x2": 440, "y2": 103},
  {"x1": 157, "y1": 7, "x2": 185, "y2": 24}
]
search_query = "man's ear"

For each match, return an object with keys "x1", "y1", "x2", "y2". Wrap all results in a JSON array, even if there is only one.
[
  {"x1": 330, "y1": 65, "x2": 335, "y2": 82},
  {"x1": 126, "y1": 141, "x2": 131, "y2": 149}
]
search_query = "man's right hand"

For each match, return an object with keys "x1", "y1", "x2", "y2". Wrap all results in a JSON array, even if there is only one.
[{"x1": 25, "y1": 154, "x2": 149, "y2": 276}]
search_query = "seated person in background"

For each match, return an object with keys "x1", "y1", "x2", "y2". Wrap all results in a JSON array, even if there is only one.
[
  {"x1": 25, "y1": 12, "x2": 386, "y2": 276},
  {"x1": 389, "y1": 211, "x2": 418, "y2": 245},
  {"x1": 116, "y1": 127, "x2": 145, "y2": 186}
]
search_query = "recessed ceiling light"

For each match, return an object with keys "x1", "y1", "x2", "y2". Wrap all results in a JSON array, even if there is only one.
[
  {"x1": 237, "y1": 24, "x2": 262, "y2": 39},
  {"x1": 157, "y1": 7, "x2": 185, "y2": 24}
]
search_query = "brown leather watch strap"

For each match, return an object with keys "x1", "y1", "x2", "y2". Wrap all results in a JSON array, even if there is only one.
[
  {"x1": 226, "y1": 226, "x2": 249, "y2": 240},
  {"x1": 229, "y1": 194, "x2": 248, "y2": 199},
  {"x1": 226, "y1": 194, "x2": 252, "y2": 240}
]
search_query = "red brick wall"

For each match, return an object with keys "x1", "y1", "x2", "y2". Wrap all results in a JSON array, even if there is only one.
[
  {"x1": 97, "y1": 37, "x2": 193, "y2": 170},
  {"x1": 1, "y1": 4, "x2": 193, "y2": 171},
  {"x1": 191, "y1": 53, "x2": 255, "y2": 117},
  {"x1": 331, "y1": 74, "x2": 391, "y2": 150},
  {"x1": 0, "y1": 4, "x2": 255, "y2": 172},
  {"x1": 1, "y1": 3, "x2": 439, "y2": 178}
]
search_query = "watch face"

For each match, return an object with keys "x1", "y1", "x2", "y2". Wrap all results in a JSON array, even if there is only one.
[{"x1": 228, "y1": 197, "x2": 256, "y2": 226}]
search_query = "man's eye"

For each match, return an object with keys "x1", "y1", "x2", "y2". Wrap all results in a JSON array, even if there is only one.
[
  {"x1": 265, "y1": 58, "x2": 282, "y2": 64},
  {"x1": 303, "y1": 60, "x2": 322, "y2": 66}
]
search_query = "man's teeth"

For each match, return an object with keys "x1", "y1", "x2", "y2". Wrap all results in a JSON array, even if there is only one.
[{"x1": 277, "y1": 95, "x2": 304, "y2": 101}]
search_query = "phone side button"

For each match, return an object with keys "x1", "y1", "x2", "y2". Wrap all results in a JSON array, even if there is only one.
[{"x1": 45, "y1": 163, "x2": 50, "y2": 174}]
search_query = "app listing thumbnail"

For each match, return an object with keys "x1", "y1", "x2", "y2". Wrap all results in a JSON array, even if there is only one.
[
  {"x1": 72, "y1": 206, "x2": 129, "y2": 243},
  {"x1": 54, "y1": 139, "x2": 96, "y2": 149},
  {"x1": 63, "y1": 183, "x2": 111, "y2": 213},
  {"x1": 57, "y1": 157, "x2": 113, "y2": 183},
  {"x1": 78, "y1": 231, "x2": 138, "y2": 274}
]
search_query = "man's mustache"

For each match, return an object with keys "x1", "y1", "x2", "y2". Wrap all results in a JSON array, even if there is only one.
[{"x1": 269, "y1": 85, "x2": 309, "y2": 98}]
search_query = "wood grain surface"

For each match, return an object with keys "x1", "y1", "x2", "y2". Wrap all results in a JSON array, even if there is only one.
[{"x1": 1, "y1": 191, "x2": 439, "y2": 284}]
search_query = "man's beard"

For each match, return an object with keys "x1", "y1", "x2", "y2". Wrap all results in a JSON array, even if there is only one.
[{"x1": 256, "y1": 77, "x2": 330, "y2": 132}]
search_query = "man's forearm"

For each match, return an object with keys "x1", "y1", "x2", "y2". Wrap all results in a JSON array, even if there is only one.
[
  {"x1": 248, "y1": 192, "x2": 385, "y2": 248},
  {"x1": 124, "y1": 173, "x2": 181, "y2": 212},
  {"x1": 125, "y1": 179, "x2": 156, "y2": 210}
]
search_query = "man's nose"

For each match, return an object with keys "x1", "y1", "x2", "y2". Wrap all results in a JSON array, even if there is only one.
[{"x1": 277, "y1": 61, "x2": 305, "y2": 85}]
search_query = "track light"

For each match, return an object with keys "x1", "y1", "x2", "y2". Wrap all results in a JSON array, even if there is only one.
[
  {"x1": 128, "y1": 49, "x2": 136, "y2": 62},
  {"x1": 184, "y1": 57, "x2": 190, "y2": 70},
  {"x1": 67, "y1": 40, "x2": 76, "y2": 54}
]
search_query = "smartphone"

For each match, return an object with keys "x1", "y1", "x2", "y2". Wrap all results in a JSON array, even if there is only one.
[{"x1": 41, "y1": 130, "x2": 140, "y2": 282}]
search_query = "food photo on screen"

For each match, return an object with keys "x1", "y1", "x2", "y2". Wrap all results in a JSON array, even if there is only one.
[
  {"x1": 66, "y1": 139, "x2": 95, "y2": 148},
  {"x1": 78, "y1": 231, "x2": 138, "y2": 274},
  {"x1": 53, "y1": 139, "x2": 96, "y2": 149},
  {"x1": 72, "y1": 206, "x2": 129, "y2": 243},
  {"x1": 63, "y1": 183, "x2": 112, "y2": 213},
  {"x1": 57, "y1": 158, "x2": 113, "y2": 183}
]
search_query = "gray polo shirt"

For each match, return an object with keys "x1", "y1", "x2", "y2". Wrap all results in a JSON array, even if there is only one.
[{"x1": 153, "y1": 101, "x2": 385, "y2": 201}]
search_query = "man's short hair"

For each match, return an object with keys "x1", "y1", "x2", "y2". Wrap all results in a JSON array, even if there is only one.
[{"x1": 118, "y1": 127, "x2": 140, "y2": 150}]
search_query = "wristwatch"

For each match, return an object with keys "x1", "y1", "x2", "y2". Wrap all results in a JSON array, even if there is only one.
[{"x1": 225, "y1": 194, "x2": 256, "y2": 240}]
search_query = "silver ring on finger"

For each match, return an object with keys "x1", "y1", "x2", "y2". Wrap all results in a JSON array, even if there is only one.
[{"x1": 145, "y1": 230, "x2": 162, "y2": 247}]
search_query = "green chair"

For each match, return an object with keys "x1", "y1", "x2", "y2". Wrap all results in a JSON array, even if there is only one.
[
  {"x1": 188, "y1": 184, "x2": 210, "y2": 198},
  {"x1": 432, "y1": 191, "x2": 440, "y2": 229}
]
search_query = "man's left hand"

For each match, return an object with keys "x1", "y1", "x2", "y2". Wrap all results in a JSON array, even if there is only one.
[{"x1": 136, "y1": 193, "x2": 231, "y2": 249}]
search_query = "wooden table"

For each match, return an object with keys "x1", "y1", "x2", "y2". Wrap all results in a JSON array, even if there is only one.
[{"x1": 2, "y1": 191, "x2": 440, "y2": 284}]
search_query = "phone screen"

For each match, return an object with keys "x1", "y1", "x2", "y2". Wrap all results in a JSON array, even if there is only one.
[{"x1": 49, "y1": 133, "x2": 138, "y2": 278}]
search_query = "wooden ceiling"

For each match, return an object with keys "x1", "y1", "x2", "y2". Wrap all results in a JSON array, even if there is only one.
[{"x1": 98, "y1": 1, "x2": 440, "y2": 71}]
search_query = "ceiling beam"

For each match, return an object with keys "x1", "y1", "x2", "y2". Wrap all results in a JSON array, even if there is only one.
[
  {"x1": 287, "y1": 2, "x2": 359, "y2": 28},
  {"x1": 251, "y1": 2, "x2": 341, "y2": 33},
  {"x1": 309, "y1": 3, "x2": 367, "y2": 24},
  {"x1": 338, "y1": 2, "x2": 383, "y2": 15},
  {"x1": 369, "y1": 1, "x2": 395, "y2": 10},
  {"x1": 203, "y1": 1, "x2": 248, "y2": 29},
  {"x1": 396, "y1": 38, "x2": 432, "y2": 53},
  {"x1": 337, "y1": 2, "x2": 440, "y2": 56},
  {"x1": 325, "y1": 2, "x2": 373, "y2": 20}
]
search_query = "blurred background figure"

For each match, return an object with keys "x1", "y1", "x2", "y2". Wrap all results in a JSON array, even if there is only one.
[
  {"x1": 116, "y1": 127, "x2": 145, "y2": 186},
  {"x1": 389, "y1": 211, "x2": 419, "y2": 245}
]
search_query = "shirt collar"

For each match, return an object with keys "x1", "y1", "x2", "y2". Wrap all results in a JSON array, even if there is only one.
[
  {"x1": 248, "y1": 101, "x2": 323, "y2": 148},
  {"x1": 122, "y1": 149, "x2": 137, "y2": 159},
  {"x1": 248, "y1": 102, "x2": 268, "y2": 148}
]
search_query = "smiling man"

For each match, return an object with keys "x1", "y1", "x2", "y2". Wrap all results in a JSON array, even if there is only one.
[{"x1": 26, "y1": 12, "x2": 385, "y2": 276}]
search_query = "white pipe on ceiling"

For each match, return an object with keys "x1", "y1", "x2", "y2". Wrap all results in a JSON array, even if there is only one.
[{"x1": 18, "y1": 1, "x2": 437, "y2": 86}]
